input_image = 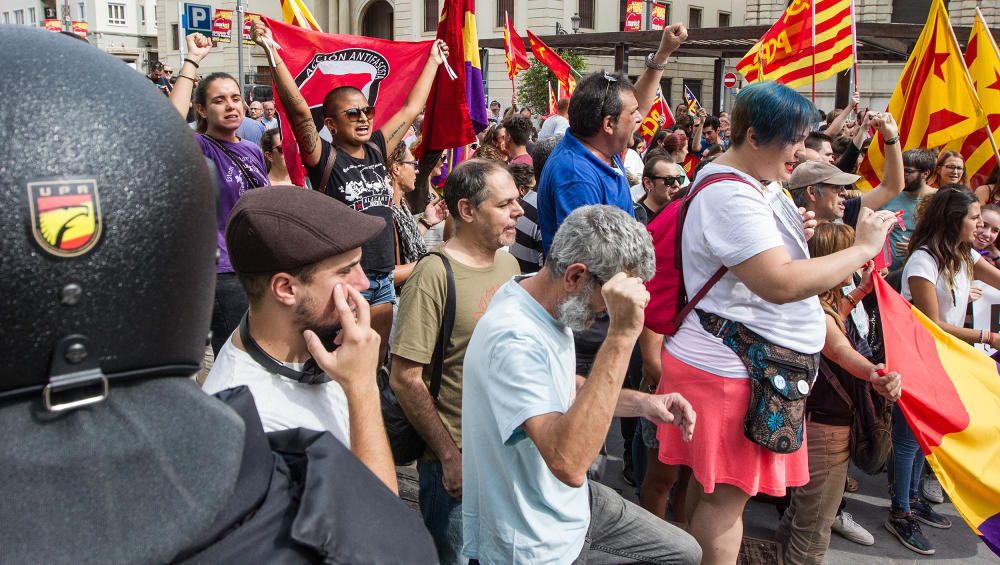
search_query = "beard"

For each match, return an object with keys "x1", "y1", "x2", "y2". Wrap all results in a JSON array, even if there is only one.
[
  {"x1": 556, "y1": 283, "x2": 599, "y2": 332},
  {"x1": 293, "y1": 293, "x2": 341, "y2": 343},
  {"x1": 904, "y1": 177, "x2": 924, "y2": 193}
]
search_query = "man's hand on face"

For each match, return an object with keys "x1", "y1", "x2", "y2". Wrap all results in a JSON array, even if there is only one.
[{"x1": 303, "y1": 284, "x2": 380, "y2": 394}]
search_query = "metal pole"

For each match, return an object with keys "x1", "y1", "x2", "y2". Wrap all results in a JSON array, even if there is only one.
[
  {"x1": 177, "y1": 2, "x2": 186, "y2": 66},
  {"x1": 237, "y1": 0, "x2": 246, "y2": 96},
  {"x1": 644, "y1": 0, "x2": 652, "y2": 30},
  {"x1": 62, "y1": 0, "x2": 70, "y2": 31}
]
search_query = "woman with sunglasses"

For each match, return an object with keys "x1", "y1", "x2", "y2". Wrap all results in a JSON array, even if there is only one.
[
  {"x1": 928, "y1": 150, "x2": 967, "y2": 188},
  {"x1": 654, "y1": 81, "x2": 897, "y2": 564},
  {"x1": 386, "y1": 142, "x2": 448, "y2": 287},
  {"x1": 168, "y1": 33, "x2": 270, "y2": 356},
  {"x1": 259, "y1": 129, "x2": 296, "y2": 186}
]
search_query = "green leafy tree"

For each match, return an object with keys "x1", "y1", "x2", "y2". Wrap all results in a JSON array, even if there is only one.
[{"x1": 517, "y1": 51, "x2": 587, "y2": 115}]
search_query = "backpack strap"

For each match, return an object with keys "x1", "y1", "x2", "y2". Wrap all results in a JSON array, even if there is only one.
[
  {"x1": 422, "y1": 251, "x2": 456, "y2": 401},
  {"x1": 671, "y1": 172, "x2": 762, "y2": 326},
  {"x1": 317, "y1": 143, "x2": 337, "y2": 194},
  {"x1": 202, "y1": 134, "x2": 262, "y2": 189},
  {"x1": 819, "y1": 358, "x2": 855, "y2": 412}
]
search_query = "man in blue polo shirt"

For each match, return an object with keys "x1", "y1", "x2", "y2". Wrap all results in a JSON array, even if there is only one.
[{"x1": 537, "y1": 23, "x2": 689, "y2": 253}]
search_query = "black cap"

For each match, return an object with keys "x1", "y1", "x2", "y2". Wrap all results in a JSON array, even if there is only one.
[{"x1": 225, "y1": 186, "x2": 384, "y2": 274}]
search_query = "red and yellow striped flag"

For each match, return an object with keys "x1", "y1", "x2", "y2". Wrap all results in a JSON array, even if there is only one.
[
  {"x1": 857, "y1": 0, "x2": 987, "y2": 191},
  {"x1": 279, "y1": 0, "x2": 320, "y2": 31},
  {"x1": 736, "y1": 0, "x2": 853, "y2": 88},
  {"x1": 943, "y1": 8, "x2": 1000, "y2": 188}
]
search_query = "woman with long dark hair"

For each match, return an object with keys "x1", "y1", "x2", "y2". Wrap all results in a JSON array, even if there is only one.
[
  {"x1": 655, "y1": 81, "x2": 896, "y2": 563},
  {"x1": 889, "y1": 185, "x2": 1000, "y2": 554},
  {"x1": 169, "y1": 34, "x2": 269, "y2": 356},
  {"x1": 259, "y1": 129, "x2": 295, "y2": 186}
]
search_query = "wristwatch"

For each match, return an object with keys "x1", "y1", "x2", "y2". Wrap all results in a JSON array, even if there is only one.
[{"x1": 645, "y1": 53, "x2": 668, "y2": 71}]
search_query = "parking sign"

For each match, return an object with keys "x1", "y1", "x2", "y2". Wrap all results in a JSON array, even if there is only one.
[{"x1": 183, "y1": 3, "x2": 212, "y2": 35}]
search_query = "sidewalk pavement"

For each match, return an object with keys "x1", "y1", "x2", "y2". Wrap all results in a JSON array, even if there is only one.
[{"x1": 601, "y1": 418, "x2": 996, "y2": 564}]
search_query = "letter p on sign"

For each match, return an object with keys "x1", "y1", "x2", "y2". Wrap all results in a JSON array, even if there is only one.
[{"x1": 184, "y1": 3, "x2": 212, "y2": 35}]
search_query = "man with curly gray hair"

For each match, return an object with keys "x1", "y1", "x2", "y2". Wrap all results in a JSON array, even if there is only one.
[{"x1": 460, "y1": 205, "x2": 701, "y2": 564}]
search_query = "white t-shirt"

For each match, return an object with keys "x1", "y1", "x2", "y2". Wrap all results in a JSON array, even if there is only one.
[
  {"x1": 462, "y1": 278, "x2": 589, "y2": 564},
  {"x1": 665, "y1": 163, "x2": 825, "y2": 379},
  {"x1": 623, "y1": 148, "x2": 644, "y2": 179},
  {"x1": 202, "y1": 336, "x2": 352, "y2": 447},
  {"x1": 972, "y1": 281, "x2": 1000, "y2": 353},
  {"x1": 902, "y1": 247, "x2": 980, "y2": 327}
]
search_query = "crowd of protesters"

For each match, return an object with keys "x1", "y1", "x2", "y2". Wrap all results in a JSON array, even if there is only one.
[{"x1": 150, "y1": 18, "x2": 1000, "y2": 565}]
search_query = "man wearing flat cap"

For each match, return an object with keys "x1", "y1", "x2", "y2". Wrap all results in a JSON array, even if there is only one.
[{"x1": 202, "y1": 186, "x2": 397, "y2": 490}]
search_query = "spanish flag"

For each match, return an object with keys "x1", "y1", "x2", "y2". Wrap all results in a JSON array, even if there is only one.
[
  {"x1": 736, "y1": 0, "x2": 853, "y2": 89},
  {"x1": 942, "y1": 8, "x2": 1000, "y2": 189},
  {"x1": 875, "y1": 275, "x2": 1000, "y2": 556},
  {"x1": 857, "y1": 0, "x2": 987, "y2": 190},
  {"x1": 279, "y1": 0, "x2": 321, "y2": 31}
]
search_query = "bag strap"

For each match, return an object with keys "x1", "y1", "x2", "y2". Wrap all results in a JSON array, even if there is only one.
[
  {"x1": 317, "y1": 139, "x2": 383, "y2": 194},
  {"x1": 423, "y1": 251, "x2": 456, "y2": 401},
  {"x1": 819, "y1": 358, "x2": 855, "y2": 412},
  {"x1": 671, "y1": 172, "x2": 761, "y2": 327},
  {"x1": 202, "y1": 134, "x2": 262, "y2": 189}
]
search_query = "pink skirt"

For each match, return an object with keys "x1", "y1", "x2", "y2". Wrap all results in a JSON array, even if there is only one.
[{"x1": 656, "y1": 346, "x2": 809, "y2": 497}]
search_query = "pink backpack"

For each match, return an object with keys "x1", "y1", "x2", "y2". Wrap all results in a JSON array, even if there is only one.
[{"x1": 644, "y1": 172, "x2": 758, "y2": 335}]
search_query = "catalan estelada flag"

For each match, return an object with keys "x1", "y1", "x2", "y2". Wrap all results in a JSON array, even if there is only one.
[
  {"x1": 683, "y1": 84, "x2": 702, "y2": 116},
  {"x1": 857, "y1": 0, "x2": 987, "y2": 191},
  {"x1": 503, "y1": 11, "x2": 529, "y2": 81},
  {"x1": 279, "y1": 0, "x2": 321, "y2": 31},
  {"x1": 527, "y1": 30, "x2": 576, "y2": 95},
  {"x1": 736, "y1": 0, "x2": 853, "y2": 89},
  {"x1": 943, "y1": 8, "x2": 1000, "y2": 188},
  {"x1": 874, "y1": 275, "x2": 1000, "y2": 556}
]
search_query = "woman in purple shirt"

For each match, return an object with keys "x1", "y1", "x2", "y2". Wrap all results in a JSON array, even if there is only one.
[{"x1": 170, "y1": 33, "x2": 269, "y2": 355}]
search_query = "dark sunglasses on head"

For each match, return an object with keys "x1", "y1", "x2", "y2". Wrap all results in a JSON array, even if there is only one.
[
  {"x1": 341, "y1": 106, "x2": 375, "y2": 121},
  {"x1": 650, "y1": 175, "x2": 683, "y2": 186}
]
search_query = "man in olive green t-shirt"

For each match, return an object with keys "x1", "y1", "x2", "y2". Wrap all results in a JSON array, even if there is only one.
[{"x1": 390, "y1": 159, "x2": 522, "y2": 565}]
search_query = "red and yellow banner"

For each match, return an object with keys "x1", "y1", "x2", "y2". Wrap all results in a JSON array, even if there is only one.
[
  {"x1": 858, "y1": 0, "x2": 986, "y2": 190},
  {"x1": 527, "y1": 30, "x2": 576, "y2": 95},
  {"x1": 874, "y1": 275, "x2": 1000, "y2": 557},
  {"x1": 503, "y1": 12, "x2": 530, "y2": 80},
  {"x1": 547, "y1": 82, "x2": 557, "y2": 116},
  {"x1": 43, "y1": 19, "x2": 61, "y2": 32},
  {"x1": 212, "y1": 9, "x2": 233, "y2": 43},
  {"x1": 736, "y1": 0, "x2": 853, "y2": 89},
  {"x1": 638, "y1": 87, "x2": 673, "y2": 146},
  {"x1": 943, "y1": 9, "x2": 1000, "y2": 189},
  {"x1": 280, "y1": 0, "x2": 321, "y2": 31},
  {"x1": 242, "y1": 12, "x2": 263, "y2": 45},
  {"x1": 651, "y1": 2, "x2": 667, "y2": 31},
  {"x1": 625, "y1": 0, "x2": 643, "y2": 32}
]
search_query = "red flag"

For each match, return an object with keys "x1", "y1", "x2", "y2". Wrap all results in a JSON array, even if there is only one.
[
  {"x1": 547, "y1": 82, "x2": 557, "y2": 116},
  {"x1": 504, "y1": 12, "x2": 530, "y2": 80},
  {"x1": 264, "y1": 17, "x2": 432, "y2": 186},
  {"x1": 638, "y1": 87, "x2": 673, "y2": 146},
  {"x1": 416, "y1": 0, "x2": 479, "y2": 157},
  {"x1": 527, "y1": 30, "x2": 577, "y2": 94}
]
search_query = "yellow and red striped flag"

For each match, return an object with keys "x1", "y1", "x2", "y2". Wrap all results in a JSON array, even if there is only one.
[
  {"x1": 547, "y1": 82, "x2": 557, "y2": 116},
  {"x1": 736, "y1": 0, "x2": 853, "y2": 89},
  {"x1": 857, "y1": 0, "x2": 987, "y2": 190},
  {"x1": 279, "y1": 0, "x2": 321, "y2": 31},
  {"x1": 943, "y1": 8, "x2": 1000, "y2": 188}
]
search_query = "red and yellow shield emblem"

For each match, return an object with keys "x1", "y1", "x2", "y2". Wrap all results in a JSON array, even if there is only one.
[{"x1": 27, "y1": 180, "x2": 102, "y2": 258}]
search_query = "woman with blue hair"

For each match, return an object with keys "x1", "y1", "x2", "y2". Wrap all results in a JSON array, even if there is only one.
[{"x1": 654, "y1": 81, "x2": 898, "y2": 563}]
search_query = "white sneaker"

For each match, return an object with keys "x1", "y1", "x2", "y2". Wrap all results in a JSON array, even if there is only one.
[
  {"x1": 832, "y1": 511, "x2": 875, "y2": 546},
  {"x1": 922, "y1": 476, "x2": 945, "y2": 504}
]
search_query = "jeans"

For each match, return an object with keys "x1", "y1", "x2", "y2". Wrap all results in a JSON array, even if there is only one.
[
  {"x1": 890, "y1": 404, "x2": 925, "y2": 514},
  {"x1": 418, "y1": 460, "x2": 463, "y2": 565},
  {"x1": 776, "y1": 421, "x2": 851, "y2": 565},
  {"x1": 573, "y1": 481, "x2": 701, "y2": 564},
  {"x1": 361, "y1": 270, "x2": 396, "y2": 306},
  {"x1": 211, "y1": 273, "x2": 248, "y2": 356}
]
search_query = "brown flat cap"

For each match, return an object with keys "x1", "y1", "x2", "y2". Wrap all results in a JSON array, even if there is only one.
[
  {"x1": 789, "y1": 160, "x2": 861, "y2": 190},
  {"x1": 225, "y1": 186, "x2": 384, "y2": 274}
]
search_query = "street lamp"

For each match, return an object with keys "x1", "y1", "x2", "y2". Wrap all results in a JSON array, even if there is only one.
[{"x1": 570, "y1": 13, "x2": 581, "y2": 33}]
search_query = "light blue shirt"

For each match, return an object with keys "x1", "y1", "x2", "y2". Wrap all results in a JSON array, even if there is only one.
[
  {"x1": 462, "y1": 277, "x2": 589, "y2": 564},
  {"x1": 880, "y1": 190, "x2": 920, "y2": 269}
]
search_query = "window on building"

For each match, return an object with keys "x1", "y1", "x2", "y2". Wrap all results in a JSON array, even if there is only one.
[
  {"x1": 107, "y1": 3, "x2": 126, "y2": 25},
  {"x1": 497, "y1": 0, "x2": 513, "y2": 27},
  {"x1": 660, "y1": 77, "x2": 673, "y2": 104},
  {"x1": 139, "y1": 4, "x2": 146, "y2": 25},
  {"x1": 28, "y1": 7, "x2": 36, "y2": 25},
  {"x1": 578, "y1": 0, "x2": 594, "y2": 29},
  {"x1": 718, "y1": 11, "x2": 730, "y2": 27},
  {"x1": 892, "y1": 0, "x2": 946, "y2": 23},
  {"x1": 688, "y1": 6, "x2": 702, "y2": 29},
  {"x1": 662, "y1": 3, "x2": 671, "y2": 25},
  {"x1": 424, "y1": 0, "x2": 439, "y2": 33},
  {"x1": 14, "y1": 10, "x2": 24, "y2": 25},
  {"x1": 170, "y1": 23, "x2": 179, "y2": 50},
  {"x1": 2, "y1": 12, "x2": 9, "y2": 24},
  {"x1": 78, "y1": 2, "x2": 85, "y2": 20},
  {"x1": 684, "y1": 79, "x2": 703, "y2": 106}
]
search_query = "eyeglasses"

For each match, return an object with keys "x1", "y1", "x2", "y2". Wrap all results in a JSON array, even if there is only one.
[
  {"x1": 437, "y1": 154, "x2": 448, "y2": 165},
  {"x1": 401, "y1": 160, "x2": 419, "y2": 167},
  {"x1": 903, "y1": 167, "x2": 923, "y2": 175},
  {"x1": 273, "y1": 145, "x2": 283, "y2": 154},
  {"x1": 341, "y1": 106, "x2": 375, "y2": 121},
  {"x1": 649, "y1": 175, "x2": 684, "y2": 186},
  {"x1": 943, "y1": 164, "x2": 964, "y2": 171}
]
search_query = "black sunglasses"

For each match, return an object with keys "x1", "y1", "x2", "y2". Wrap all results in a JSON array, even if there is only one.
[
  {"x1": 273, "y1": 145, "x2": 283, "y2": 154},
  {"x1": 341, "y1": 106, "x2": 375, "y2": 121},
  {"x1": 649, "y1": 175, "x2": 683, "y2": 186}
]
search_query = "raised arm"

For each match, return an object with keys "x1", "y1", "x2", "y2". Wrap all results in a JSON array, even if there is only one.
[
  {"x1": 168, "y1": 33, "x2": 212, "y2": 118},
  {"x1": 729, "y1": 207, "x2": 896, "y2": 304},
  {"x1": 824, "y1": 90, "x2": 860, "y2": 138},
  {"x1": 633, "y1": 23, "x2": 687, "y2": 118},
  {"x1": 380, "y1": 40, "x2": 447, "y2": 151},
  {"x1": 860, "y1": 113, "x2": 904, "y2": 211},
  {"x1": 251, "y1": 21, "x2": 322, "y2": 167}
]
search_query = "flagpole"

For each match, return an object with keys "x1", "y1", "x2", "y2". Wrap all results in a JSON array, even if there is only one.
[
  {"x1": 947, "y1": 6, "x2": 995, "y2": 164},
  {"x1": 849, "y1": 0, "x2": 859, "y2": 108},
  {"x1": 811, "y1": 0, "x2": 817, "y2": 103}
]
